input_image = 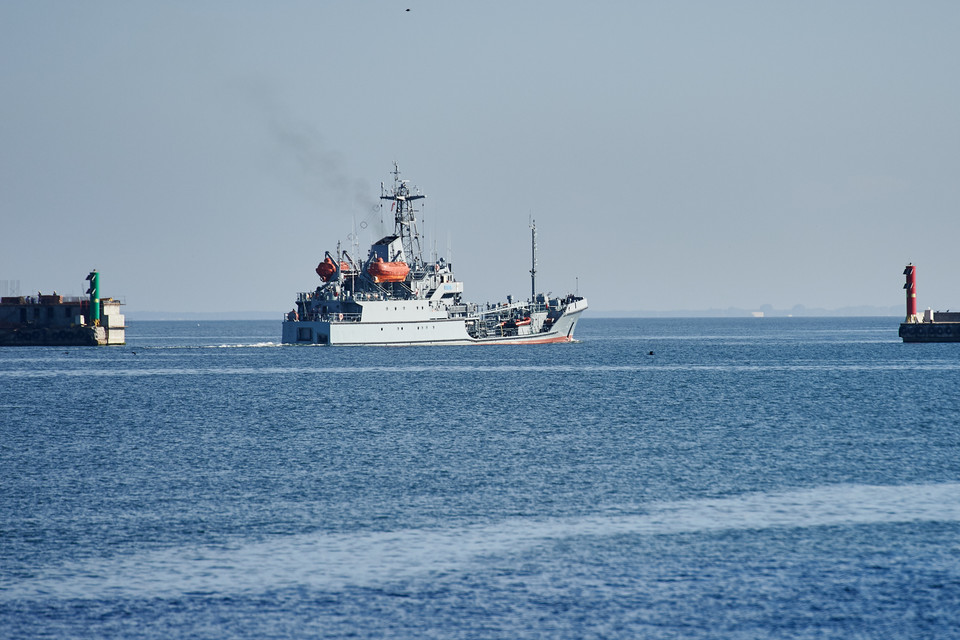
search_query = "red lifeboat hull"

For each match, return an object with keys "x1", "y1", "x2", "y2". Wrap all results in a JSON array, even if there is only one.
[
  {"x1": 367, "y1": 258, "x2": 410, "y2": 283},
  {"x1": 316, "y1": 257, "x2": 352, "y2": 282},
  {"x1": 501, "y1": 317, "x2": 532, "y2": 328}
]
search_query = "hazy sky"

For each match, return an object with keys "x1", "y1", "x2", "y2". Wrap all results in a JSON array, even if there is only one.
[{"x1": 2, "y1": 1, "x2": 958, "y2": 315}]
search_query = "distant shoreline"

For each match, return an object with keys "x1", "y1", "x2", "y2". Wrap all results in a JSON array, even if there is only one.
[
  {"x1": 126, "y1": 311, "x2": 282, "y2": 321},
  {"x1": 125, "y1": 308, "x2": 903, "y2": 321},
  {"x1": 594, "y1": 306, "x2": 902, "y2": 318}
]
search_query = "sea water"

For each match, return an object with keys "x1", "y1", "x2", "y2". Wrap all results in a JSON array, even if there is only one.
[{"x1": 1, "y1": 317, "x2": 959, "y2": 638}]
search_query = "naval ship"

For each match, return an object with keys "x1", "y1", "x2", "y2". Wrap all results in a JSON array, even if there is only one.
[{"x1": 281, "y1": 165, "x2": 587, "y2": 346}]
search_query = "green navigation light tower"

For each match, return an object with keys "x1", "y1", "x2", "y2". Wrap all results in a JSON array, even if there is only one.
[{"x1": 85, "y1": 270, "x2": 100, "y2": 325}]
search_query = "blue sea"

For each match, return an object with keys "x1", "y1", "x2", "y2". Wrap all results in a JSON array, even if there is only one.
[{"x1": 2, "y1": 317, "x2": 960, "y2": 639}]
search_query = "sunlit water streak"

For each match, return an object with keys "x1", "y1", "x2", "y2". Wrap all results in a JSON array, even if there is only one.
[{"x1": 6, "y1": 482, "x2": 958, "y2": 600}]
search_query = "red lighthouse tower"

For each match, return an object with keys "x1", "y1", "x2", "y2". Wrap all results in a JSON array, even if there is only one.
[{"x1": 903, "y1": 263, "x2": 920, "y2": 323}]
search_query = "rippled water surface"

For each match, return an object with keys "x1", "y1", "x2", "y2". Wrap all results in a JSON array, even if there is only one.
[{"x1": 2, "y1": 317, "x2": 959, "y2": 638}]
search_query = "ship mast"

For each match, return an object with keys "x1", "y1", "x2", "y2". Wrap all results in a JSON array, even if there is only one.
[
  {"x1": 530, "y1": 219, "x2": 537, "y2": 301},
  {"x1": 380, "y1": 162, "x2": 425, "y2": 266}
]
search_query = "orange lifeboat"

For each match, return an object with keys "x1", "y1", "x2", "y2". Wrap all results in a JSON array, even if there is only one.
[
  {"x1": 316, "y1": 257, "x2": 352, "y2": 282},
  {"x1": 501, "y1": 317, "x2": 532, "y2": 328},
  {"x1": 367, "y1": 258, "x2": 410, "y2": 283}
]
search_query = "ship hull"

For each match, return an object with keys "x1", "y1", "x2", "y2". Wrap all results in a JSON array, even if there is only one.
[{"x1": 282, "y1": 301, "x2": 585, "y2": 346}]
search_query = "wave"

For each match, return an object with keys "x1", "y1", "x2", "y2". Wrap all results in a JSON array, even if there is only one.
[{"x1": 3, "y1": 360, "x2": 960, "y2": 379}]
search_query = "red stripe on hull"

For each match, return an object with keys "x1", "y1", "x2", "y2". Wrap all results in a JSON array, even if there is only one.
[{"x1": 475, "y1": 334, "x2": 574, "y2": 345}]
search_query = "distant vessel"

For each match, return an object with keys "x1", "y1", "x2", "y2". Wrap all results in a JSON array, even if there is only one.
[
  {"x1": 281, "y1": 165, "x2": 587, "y2": 346},
  {"x1": 0, "y1": 270, "x2": 125, "y2": 346},
  {"x1": 898, "y1": 263, "x2": 960, "y2": 342}
]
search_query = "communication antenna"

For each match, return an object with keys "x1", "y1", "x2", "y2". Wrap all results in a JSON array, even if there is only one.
[
  {"x1": 0, "y1": 280, "x2": 21, "y2": 297},
  {"x1": 350, "y1": 217, "x2": 360, "y2": 265}
]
